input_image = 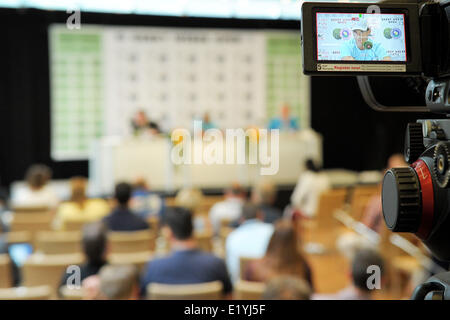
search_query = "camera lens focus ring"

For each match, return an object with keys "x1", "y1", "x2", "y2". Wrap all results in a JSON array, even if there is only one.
[
  {"x1": 382, "y1": 167, "x2": 422, "y2": 233},
  {"x1": 433, "y1": 142, "x2": 450, "y2": 188}
]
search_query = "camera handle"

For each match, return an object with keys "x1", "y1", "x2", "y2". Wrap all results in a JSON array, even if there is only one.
[
  {"x1": 411, "y1": 272, "x2": 450, "y2": 300},
  {"x1": 358, "y1": 76, "x2": 450, "y2": 113}
]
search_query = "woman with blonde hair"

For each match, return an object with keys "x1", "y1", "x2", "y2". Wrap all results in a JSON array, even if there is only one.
[
  {"x1": 53, "y1": 177, "x2": 110, "y2": 230},
  {"x1": 244, "y1": 220, "x2": 314, "y2": 290}
]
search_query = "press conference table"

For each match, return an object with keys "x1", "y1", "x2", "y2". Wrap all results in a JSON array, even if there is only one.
[{"x1": 89, "y1": 130, "x2": 323, "y2": 195}]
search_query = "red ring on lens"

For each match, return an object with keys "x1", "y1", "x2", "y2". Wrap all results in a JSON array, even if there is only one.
[{"x1": 412, "y1": 160, "x2": 434, "y2": 239}]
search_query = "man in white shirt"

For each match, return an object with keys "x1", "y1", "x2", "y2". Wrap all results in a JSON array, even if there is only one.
[
  {"x1": 209, "y1": 184, "x2": 246, "y2": 235},
  {"x1": 225, "y1": 203, "x2": 274, "y2": 283}
]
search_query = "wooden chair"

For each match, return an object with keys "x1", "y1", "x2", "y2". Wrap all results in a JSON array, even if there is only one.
[
  {"x1": 147, "y1": 281, "x2": 223, "y2": 300},
  {"x1": 0, "y1": 254, "x2": 13, "y2": 288},
  {"x1": 35, "y1": 231, "x2": 82, "y2": 255},
  {"x1": 0, "y1": 285, "x2": 51, "y2": 300},
  {"x1": 108, "y1": 251, "x2": 152, "y2": 272},
  {"x1": 239, "y1": 256, "x2": 259, "y2": 280},
  {"x1": 10, "y1": 215, "x2": 52, "y2": 245},
  {"x1": 22, "y1": 253, "x2": 84, "y2": 298},
  {"x1": 197, "y1": 196, "x2": 224, "y2": 215},
  {"x1": 234, "y1": 280, "x2": 266, "y2": 300},
  {"x1": 60, "y1": 285, "x2": 85, "y2": 300},
  {"x1": 64, "y1": 220, "x2": 89, "y2": 232},
  {"x1": 348, "y1": 185, "x2": 380, "y2": 221},
  {"x1": 5, "y1": 231, "x2": 32, "y2": 245},
  {"x1": 194, "y1": 231, "x2": 213, "y2": 252},
  {"x1": 315, "y1": 188, "x2": 348, "y2": 229},
  {"x1": 108, "y1": 230, "x2": 156, "y2": 254},
  {"x1": 12, "y1": 206, "x2": 50, "y2": 216}
]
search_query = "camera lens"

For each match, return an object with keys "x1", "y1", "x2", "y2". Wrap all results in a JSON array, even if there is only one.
[{"x1": 382, "y1": 167, "x2": 421, "y2": 233}]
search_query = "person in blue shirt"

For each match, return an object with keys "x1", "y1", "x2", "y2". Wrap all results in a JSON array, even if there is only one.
[
  {"x1": 340, "y1": 19, "x2": 391, "y2": 61},
  {"x1": 140, "y1": 207, "x2": 232, "y2": 298},
  {"x1": 268, "y1": 104, "x2": 299, "y2": 131}
]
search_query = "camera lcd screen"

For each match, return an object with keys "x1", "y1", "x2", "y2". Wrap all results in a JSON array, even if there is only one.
[{"x1": 316, "y1": 12, "x2": 407, "y2": 62}]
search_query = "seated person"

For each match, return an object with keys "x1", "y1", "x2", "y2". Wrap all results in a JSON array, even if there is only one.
[
  {"x1": 103, "y1": 182, "x2": 149, "y2": 232},
  {"x1": 140, "y1": 207, "x2": 232, "y2": 298},
  {"x1": 290, "y1": 159, "x2": 330, "y2": 219},
  {"x1": 225, "y1": 203, "x2": 274, "y2": 283},
  {"x1": 268, "y1": 104, "x2": 299, "y2": 131},
  {"x1": 59, "y1": 222, "x2": 108, "y2": 295},
  {"x1": 94, "y1": 265, "x2": 140, "y2": 300},
  {"x1": 251, "y1": 179, "x2": 282, "y2": 224},
  {"x1": 244, "y1": 220, "x2": 314, "y2": 291},
  {"x1": 53, "y1": 176, "x2": 110, "y2": 230},
  {"x1": 313, "y1": 249, "x2": 385, "y2": 300},
  {"x1": 11, "y1": 164, "x2": 59, "y2": 209},
  {"x1": 208, "y1": 183, "x2": 246, "y2": 235},
  {"x1": 262, "y1": 276, "x2": 312, "y2": 300},
  {"x1": 131, "y1": 110, "x2": 161, "y2": 136},
  {"x1": 130, "y1": 177, "x2": 165, "y2": 220}
]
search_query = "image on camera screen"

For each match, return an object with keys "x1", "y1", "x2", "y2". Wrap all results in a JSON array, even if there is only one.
[{"x1": 316, "y1": 13, "x2": 407, "y2": 62}]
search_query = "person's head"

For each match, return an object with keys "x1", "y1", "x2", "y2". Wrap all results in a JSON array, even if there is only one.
[
  {"x1": 98, "y1": 264, "x2": 140, "y2": 300},
  {"x1": 134, "y1": 110, "x2": 148, "y2": 126},
  {"x1": 305, "y1": 159, "x2": 320, "y2": 172},
  {"x1": 262, "y1": 276, "x2": 311, "y2": 300},
  {"x1": 352, "y1": 20, "x2": 371, "y2": 49},
  {"x1": 25, "y1": 164, "x2": 52, "y2": 190},
  {"x1": 386, "y1": 153, "x2": 408, "y2": 170},
  {"x1": 281, "y1": 104, "x2": 291, "y2": 120},
  {"x1": 174, "y1": 187, "x2": 204, "y2": 212},
  {"x1": 115, "y1": 182, "x2": 132, "y2": 207},
  {"x1": 225, "y1": 183, "x2": 246, "y2": 199},
  {"x1": 133, "y1": 177, "x2": 149, "y2": 191},
  {"x1": 241, "y1": 203, "x2": 262, "y2": 222},
  {"x1": 265, "y1": 220, "x2": 307, "y2": 275},
  {"x1": 82, "y1": 222, "x2": 107, "y2": 265},
  {"x1": 163, "y1": 206, "x2": 194, "y2": 241},
  {"x1": 70, "y1": 176, "x2": 88, "y2": 206},
  {"x1": 351, "y1": 249, "x2": 384, "y2": 292},
  {"x1": 203, "y1": 112, "x2": 210, "y2": 123},
  {"x1": 251, "y1": 179, "x2": 277, "y2": 206}
]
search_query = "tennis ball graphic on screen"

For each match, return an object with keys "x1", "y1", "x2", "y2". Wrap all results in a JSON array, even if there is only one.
[
  {"x1": 364, "y1": 40, "x2": 373, "y2": 50},
  {"x1": 333, "y1": 28, "x2": 342, "y2": 40},
  {"x1": 384, "y1": 28, "x2": 393, "y2": 39}
]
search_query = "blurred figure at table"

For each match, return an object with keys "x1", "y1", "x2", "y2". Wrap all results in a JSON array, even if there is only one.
[
  {"x1": 11, "y1": 164, "x2": 59, "y2": 209},
  {"x1": 53, "y1": 176, "x2": 110, "y2": 230},
  {"x1": 251, "y1": 179, "x2": 283, "y2": 224},
  {"x1": 268, "y1": 103, "x2": 299, "y2": 131},
  {"x1": 131, "y1": 109, "x2": 161, "y2": 136}
]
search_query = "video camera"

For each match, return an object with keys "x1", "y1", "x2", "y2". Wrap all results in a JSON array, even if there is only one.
[{"x1": 300, "y1": 0, "x2": 450, "y2": 299}]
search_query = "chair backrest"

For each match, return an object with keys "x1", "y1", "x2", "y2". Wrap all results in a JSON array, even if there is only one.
[
  {"x1": 194, "y1": 231, "x2": 213, "y2": 252},
  {"x1": 234, "y1": 280, "x2": 266, "y2": 300},
  {"x1": 315, "y1": 188, "x2": 348, "y2": 228},
  {"x1": 5, "y1": 231, "x2": 32, "y2": 244},
  {"x1": 59, "y1": 285, "x2": 85, "y2": 300},
  {"x1": 64, "y1": 220, "x2": 88, "y2": 232},
  {"x1": 349, "y1": 185, "x2": 380, "y2": 221},
  {"x1": 147, "y1": 281, "x2": 223, "y2": 300},
  {"x1": 239, "y1": 256, "x2": 259, "y2": 280},
  {"x1": 0, "y1": 285, "x2": 51, "y2": 300},
  {"x1": 0, "y1": 254, "x2": 12, "y2": 288},
  {"x1": 10, "y1": 214, "x2": 52, "y2": 238},
  {"x1": 22, "y1": 253, "x2": 84, "y2": 298},
  {"x1": 12, "y1": 206, "x2": 50, "y2": 215},
  {"x1": 35, "y1": 231, "x2": 82, "y2": 255},
  {"x1": 108, "y1": 230, "x2": 156, "y2": 254},
  {"x1": 108, "y1": 251, "x2": 152, "y2": 272}
]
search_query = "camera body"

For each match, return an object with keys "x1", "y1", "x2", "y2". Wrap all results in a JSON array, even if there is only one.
[
  {"x1": 300, "y1": 0, "x2": 450, "y2": 299},
  {"x1": 383, "y1": 119, "x2": 450, "y2": 261}
]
